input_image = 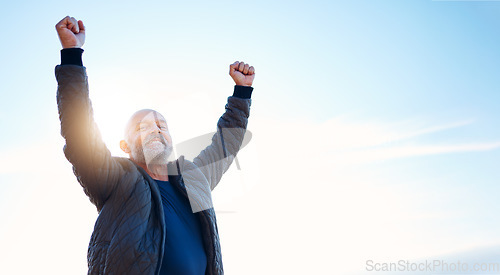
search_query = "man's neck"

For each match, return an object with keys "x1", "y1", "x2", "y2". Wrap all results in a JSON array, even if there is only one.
[{"x1": 134, "y1": 161, "x2": 169, "y2": 181}]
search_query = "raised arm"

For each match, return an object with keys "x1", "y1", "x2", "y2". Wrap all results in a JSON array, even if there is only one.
[
  {"x1": 55, "y1": 16, "x2": 123, "y2": 211},
  {"x1": 191, "y1": 61, "x2": 255, "y2": 190}
]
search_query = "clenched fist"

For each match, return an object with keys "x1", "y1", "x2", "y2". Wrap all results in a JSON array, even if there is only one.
[
  {"x1": 55, "y1": 16, "x2": 85, "y2": 49},
  {"x1": 229, "y1": 61, "x2": 255, "y2": 87}
]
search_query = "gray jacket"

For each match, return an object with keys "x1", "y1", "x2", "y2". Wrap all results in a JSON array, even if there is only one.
[{"x1": 56, "y1": 65, "x2": 251, "y2": 275}]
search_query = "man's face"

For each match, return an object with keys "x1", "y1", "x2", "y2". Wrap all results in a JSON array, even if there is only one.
[{"x1": 125, "y1": 110, "x2": 173, "y2": 167}]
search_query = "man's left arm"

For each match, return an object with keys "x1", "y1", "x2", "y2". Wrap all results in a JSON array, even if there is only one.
[{"x1": 191, "y1": 61, "x2": 255, "y2": 190}]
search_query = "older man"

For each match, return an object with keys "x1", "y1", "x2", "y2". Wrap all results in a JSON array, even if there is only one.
[{"x1": 55, "y1": 16, "x2": 254, "y2": 275}]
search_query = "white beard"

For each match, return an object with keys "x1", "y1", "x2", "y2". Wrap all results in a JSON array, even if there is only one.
[{"x1": 131, "y1": 135, "x2": 173, "y2": 168}]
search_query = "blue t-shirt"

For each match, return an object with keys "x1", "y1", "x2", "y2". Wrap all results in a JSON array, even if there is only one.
[{"x1": 156, "y1": 180, "x2": 207, "y2": 275}]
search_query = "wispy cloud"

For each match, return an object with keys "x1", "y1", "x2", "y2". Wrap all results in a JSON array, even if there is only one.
[
  {"x1": 253, "y1": 115, "x2": 498, "y2": 165},
  {"x1": 338, "y1": 141, "x2": 500, "y2": 165}
]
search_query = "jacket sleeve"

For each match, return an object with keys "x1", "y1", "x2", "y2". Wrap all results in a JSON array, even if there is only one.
[
  {"x1": 56, "y1": 65, "x2": 123, "y2": 210},
  {"x1": 192, "y1": 93, "x2": 252, "y2": 191}
]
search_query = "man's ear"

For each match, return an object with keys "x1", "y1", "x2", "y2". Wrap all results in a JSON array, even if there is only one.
[{"x1": 120, "y1": 140, "x2": 131, "y2": 154}]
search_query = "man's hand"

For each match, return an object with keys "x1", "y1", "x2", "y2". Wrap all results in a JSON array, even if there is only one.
[
  {"x1": 229, "y1": 61, "x2": 255, "y2": 87},
  {"x1": 55, "y1": 16, "x2": 85, "y2": 49}
]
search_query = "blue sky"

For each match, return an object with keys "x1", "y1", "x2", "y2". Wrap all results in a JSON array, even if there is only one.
[{"x1": 1, "y1": 0, "x2": 500, "y2": 274}]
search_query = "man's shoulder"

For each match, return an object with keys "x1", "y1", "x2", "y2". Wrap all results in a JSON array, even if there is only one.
[
  {"x1": 168, "y1": 155, "x2": 200, "y2": 176},
  {"x1": 110, "y1": 156, "x2": 144, "y2": 180},
  {"x1": 113, "y1": 156, "x2": 136, "y2": 167}
]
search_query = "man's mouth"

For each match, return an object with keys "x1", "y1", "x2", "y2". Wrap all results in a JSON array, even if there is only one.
[{"x1": 145, "y1": 135, "x2": 166, "y2": 145}]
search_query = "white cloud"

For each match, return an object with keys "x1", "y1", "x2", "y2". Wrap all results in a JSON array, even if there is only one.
[
  {"x1": 249, "y1": 115, "x2": 498, "y2": 164},
  {"x1": 336, "y1": 141, "x2": 500, "y2": 165}
]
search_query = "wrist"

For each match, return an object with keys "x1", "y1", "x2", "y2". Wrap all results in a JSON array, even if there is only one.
[
  {"x1": 62, "y1": 45, "x2": 81, "y2": 49},
  {"x1": 233, "y1": 85, "x2": 253, "y2": 99},
  {"x1": 235, "y1": 81, "x2": 252, "y2": 87},
  {"x1": 60, "y1": 48, "x2": 84, "y2": 66}
]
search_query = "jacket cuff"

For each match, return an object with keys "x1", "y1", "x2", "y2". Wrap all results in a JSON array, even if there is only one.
[
  {"x1": 61, "y1": 48, "x2": 84, "y2": 66},
  {"x1": 233, "y1": 85, "x2": 253, "y2": 99}
]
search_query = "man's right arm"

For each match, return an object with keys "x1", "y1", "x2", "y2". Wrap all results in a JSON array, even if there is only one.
[{"x1": 55, "y1": 17, "x2": 123, "y2": 210}]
